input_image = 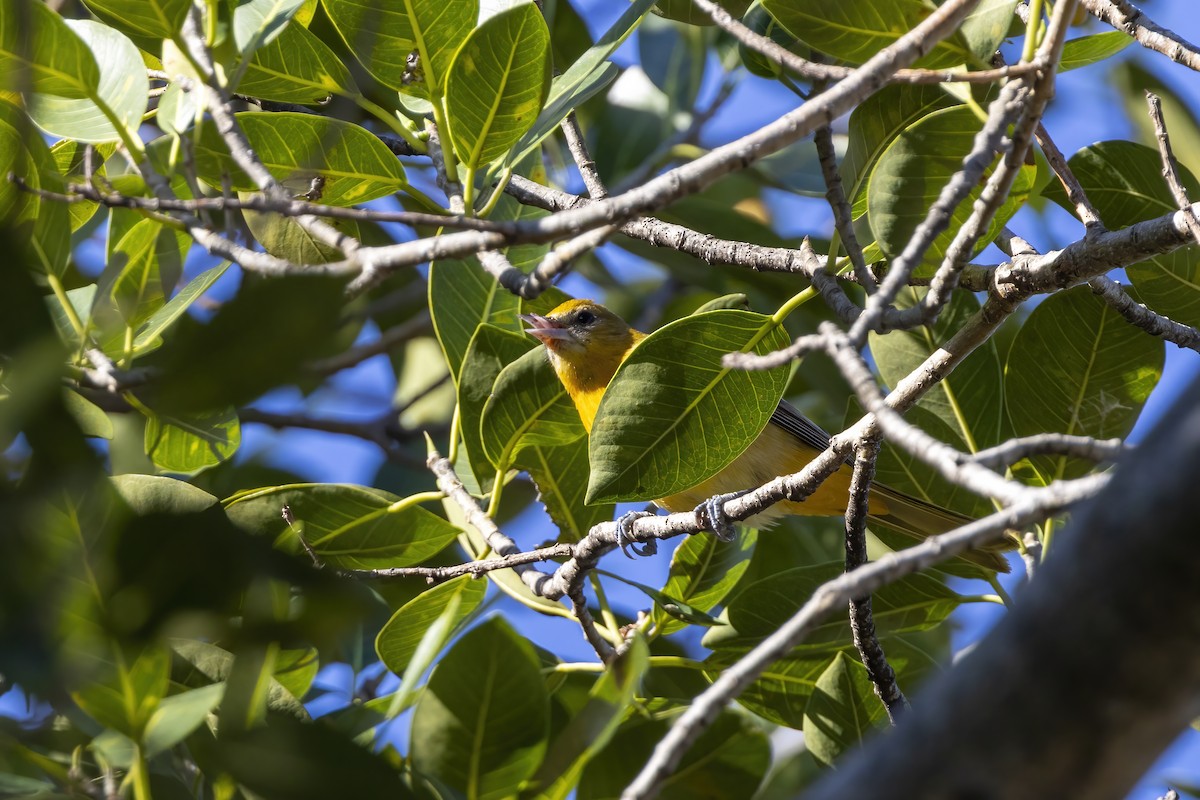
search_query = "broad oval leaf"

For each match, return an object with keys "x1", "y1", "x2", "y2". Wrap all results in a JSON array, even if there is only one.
[
  {"x1": 143, "y1": 405, "x2": 241, "y2": 475},
  {"x1": 457, "y1": 324, "x2": 534, "y2": 486},
  {"x1": 653, "y1": 528, "x2": 757, "y2": 635},
  {"x1": 586, "y1": 310, "x2": 790, "y2": 504},
  {"x1": 225, "y1": 483, "x2": 460, "y2": 569},
  {"x1": 1051, "y1": 141, "x2": 1200, "y2": 325},
  {"x1": 376, "y1": 575, "x2": 488, "y2": 676},
  {"x1": 762, "y1": 0, "x2": 973, "y2": 69},
  {"x1": 504, "y1": 0, "x2": 657, "y2": 169},
  {"x1": 445, "y1": 2, "x2": 551, "y2": 171},
  {"x1": 410, "y1": 616, "x2": 550, "y2": 800},
  {"x1": 133, "y1": 262, "x2": 231, "y2": 354},
  {"x1": 81, "y1": 0, "x2": 190, "y2": 39},
  {"x1": 703, "y1": 561, "x2": 963, "y2": 651},
  {"x1": 242, "y1": 199, "x2": 361, "y2": 264},
  {"x1": 239, "y1": 19, "x2": 358, "y2": 103},
  {"x1": 321, "y1": 0, "x2": 416, "y2": 89},
  {"x1": 404, "y1": 0, "x2": 478, "y2": 98},
  {"x1": 429, "y1": 260, "x2": 522, "y2": 382},
  {"x1": 708, "y1": 636, "x2": 939, "y2": 730},
  {"x1": 529, "y1": 637, "x2": 649, "y2": 800},
  {"x1": 142, "y1": 683, "x2": 226, "y2": 757},
  {"x1": 1059, "y1": 30, "x2": 1132, "y2": 71},
  {"x1": 231, "y1": 0, "x2": 307, "y2": 54},
  {"x1": 578, "y1": 709, "x2": 769, "y2": 800},
  {"x1": 869, "y1": 287, "x2": 1003, "y2": 451},
  {"x1": 0, "y1": 1, "x2": 99, "y2": 99},
  {"x1": 187, "y1": 112, "x2": 406, "y2": 205},
  {"x1": 1004, "y1": 285, "x2": 1164, "y2": 481},
  {"x1": 868, "y1": 105, "x2": 1037, "y2": 276},
  {"x1": 481, "y1": 347, "x2": 586, "y2": 470},
  {"x1": 802, "y1": 651, "x2": 889, "y2": 764},
  {"x1": 521, "y1": 438, "x2": 615, "y2": 542},
  {"x1": 0, "y1": 98, "x2": 71, "y2": 277},
  {"x1": 110, "y1": 473, "x2": 218, "y2": 514},
  {"x1": 27, "y1": 19, "x2": 147, "y2": 143},
  {"x1": 842, "y1": 83, "x2": 956, "y2": 224}
]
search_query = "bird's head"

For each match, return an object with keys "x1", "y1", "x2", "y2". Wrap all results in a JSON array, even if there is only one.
[
  {"x1": 519, "y1": 299, "x2": 637, "y2": 360},
  {"x1": 519, "y1": 299, "x2": 642, "y2": 392}
]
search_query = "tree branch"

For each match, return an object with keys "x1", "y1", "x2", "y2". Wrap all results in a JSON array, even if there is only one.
[{"x1": 804, "y1": 374, "x2": 1200, "y2": 800}]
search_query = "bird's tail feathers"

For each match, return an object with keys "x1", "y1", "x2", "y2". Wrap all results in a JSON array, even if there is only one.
[{"x1": 867, "y1": 484, "x2": 1012, "y2": 574}]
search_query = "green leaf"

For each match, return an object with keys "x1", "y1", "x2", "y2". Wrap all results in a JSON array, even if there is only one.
[
  {"x1": 0, "y1": 1, "x2": 99, "y2": 99},
  {"x1": 64, "y1": 389, "x2": 115, "y2": 439},
  {"x1": 1004, "y1": 285, "x2": 1164, "y2": 481},
  {"x1": 429, "y1": 259, "x2": 523, "y2": 382},
  {"x1": 405, "y1": 0, "x2": 478, "y2": 98},
  {"x1": 704, "y1": 561, "x2": 963, "y2": 651},
  {"x1": 27, "y1": 19, "x2": 148, "y2": 143},
  {"x1": 957, "y1": 0, "x2": 1017, "y2": 62},
  {"x1": 239, "y1": 19, "x2": 358, "y2": 103},
  {"x1": 481, "y1": 347, "x2": 587, "y2": 471},
  {"x1": 654, "y1": 528, "x2": 757, "y2": 635},
  {"x1": 763, "y1": 0, "x2": 972, "y2": 68},
  {"x1": 110, "y1": 473, "x2": 219, "y2": 514},
  {"x1": 242, "y1": 199, "x2": 361, "y2": 264},
  {"x1": 72, "y1": 644, "x2": 172, "y2": 738},
  {"x1": 708, "y1": 635, "x2": 939, "y2": 729},
  {"x1": 1052, "y1": 141, "x2": 1200, "y2": 325},
  {"x1": 521, "y1": 438, "x2": 615, "y2": 542},
  {"x1": 143, "y1": 404, "x2": 241, "y2": 474},
  {"x1": 151, "y1": 274, "x2": 347, "y2": 414},
  {"x1": 445, "y1": 3, "x2": 551, "y2": 171},
  {"x1": 870, "y1": 287, "x2": 1003, "y2": 451},
  {"x1": 132, "y1": 262, "x2": 231, "y2": 354},
  {"x1": 841, "y1": 83, "x2": 956, "y2": 224},
  {"x1": 868, "y1": 105, "x2": 1037, "y2": 276},
  {"x1": 170, "y1": 640, "x2": 308, "y2": 720},
  {"x1": 95, "y1": 212, "x2": 191, "y2": 344},
  {"x1": 272, "y1": 648, "x2": 320, "y2": 702},
  {"x1": 528, "y1": 637, "x2": 649, "y2": 800},
  {"x1": 597, "y1": 569, "x2": 722, "y2": 626},
  {"x1": 410, "y1": 617, "x2": 550, "y2": 800},
  {"x1": 232, "y1": 0, "x2": 307, "y2": 54},
  {"x1": 458, "y1": 324, "x2": 535, "y2": 486},
  {"x1": 142, "y1": 683, "x2": 226, "y2": 757},
  {"x1": 225, "y1": 483, "x2": 460, "y2": 569},
  {"x1": 507, "y1": 0, "x2": 654, "y2": 169},
  {"x1": 586, "y1": 310, "x2": 790, "y2": 504},
  {"x1": 1059, "y1": 30, "x2": 1132, "y2": 71},
  {"x1": 376, "y1": 575, "x2": 488, "y2": 676},
  {"x1": 185, "y1": 112, "x2": 406, "y2": 205},
  {"x1": 321, "y1": 0, "x2": 416, "y2": 89},
  {"x1": 578, "y1": 710, "x2": 769, "y2": 800},
  {"x1": 80, "y1": 0, "x2": 190, "y2": 39},
  {"x1": 802, "y1": 652, "x2": 889, "y2": 764},
  {"x1": 0, "y1": 98, "x2": 71, "y2": 277}
]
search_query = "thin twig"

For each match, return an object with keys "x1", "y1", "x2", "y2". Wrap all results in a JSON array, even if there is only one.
[
  {"x1": 970, "y1": 433, "x2": 1129, "y2": 468},
  {"x1": 1081, "y1": 0, "x2": 1200, "y2": 72},
  {"x1": 845, "y1": 437, "x2": 909, "y2": 723},
  {"x1": 620, "y1": 478, "x2": 1108, "y2": 800},
  {"x1": 690, "y1": 0, "x2": 1040, "y2": 85},
  {"x1": 1146, "y1": 91, "x2": 1200, "y2": 247},
  {"x1": 561, "y1": 112, "x2": 607, "y2": 199}
]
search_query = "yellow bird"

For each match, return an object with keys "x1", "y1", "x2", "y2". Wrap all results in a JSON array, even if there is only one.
[{"x1": 520, "y1": 298, "x2": 1009, "y2": 572}]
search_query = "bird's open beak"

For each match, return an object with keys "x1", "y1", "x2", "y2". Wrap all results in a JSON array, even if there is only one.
[{"x1": 519, "y1": 313, "x2": 574, "y2": 343}]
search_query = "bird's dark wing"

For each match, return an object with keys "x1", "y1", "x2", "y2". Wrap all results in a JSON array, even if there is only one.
[{"x1": 769, "y1": 399, "x2": 834, "y2": 454}]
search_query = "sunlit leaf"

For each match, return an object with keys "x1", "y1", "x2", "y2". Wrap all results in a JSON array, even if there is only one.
[
  {"x1": 410, "y1": 617, "x2": 550, "y2": 799},
  {"x1": 225, "y1": 483, "x2": 460, "y2": 569},
  {"x1": 587, "y1": 311, "x2": 790, "y2": 503},
  {"x1": 445, "y1": 3, "x2": 551, "y2": 171}
]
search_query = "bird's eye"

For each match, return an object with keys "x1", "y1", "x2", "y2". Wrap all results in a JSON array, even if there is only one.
[{"x1": 575, "y1": 309, "x2": 596, "y2": 326}]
